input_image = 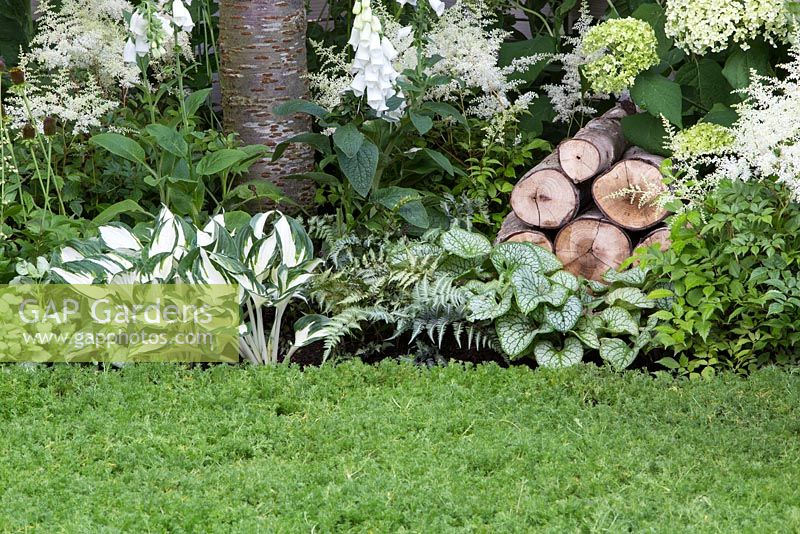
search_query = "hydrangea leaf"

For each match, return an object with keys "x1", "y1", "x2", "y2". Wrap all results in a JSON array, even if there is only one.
[
  {"x1": 442, "y1": 227, "x2": 492, "y2": 259},
  {"x1": 599, "y1": 337, "x2": 637, "y2": 370},
  {"x1": 544, "y1": 295, "x2": 582, "y2": 332},
  {"x1": 600, "y1": 306, "x2": 639, "y2": 336},
  {"x1": 511, "y1": 265, "x2": 551, "y2": 313},
  {"x1": 551, "y1": 270, "x2": 580, "y2": 291},
  {"x1": 495, "y1": 311, "x2": 539, "y2": 358},
  {"x1": 534, "y1": 337, "x2": 584, "y2": 369},
  {"x1": 605, "y1": 287, "x2": 654, "y2": 309}
]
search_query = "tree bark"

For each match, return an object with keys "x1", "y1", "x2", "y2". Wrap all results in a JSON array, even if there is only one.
[
  {"x1": 558, "y1": 105, "x2": 629, "y2": 183},
  {"x1": 219, "y1": 0, "x2": 315, "y2": 212},
  {"x1": 510, "y1": 151, "x2": 592, "y2": 229},
  {"x1": 554, "y1": 210, "x2": 632, "y2": 281},
  {"x1": 592, "y1": 147, "x2": 668, "y2": 231},
  {"x1": 495, "y1": 212, "x2": 554, "y2": 252}
]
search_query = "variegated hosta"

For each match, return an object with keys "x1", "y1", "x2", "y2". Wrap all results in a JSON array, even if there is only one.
[
  {"x1": 47, "y1": 206, "x2": 323, "y2": 365},
  {"x1": 439, "y1": 226, "x2": 662, "y2": 370}
]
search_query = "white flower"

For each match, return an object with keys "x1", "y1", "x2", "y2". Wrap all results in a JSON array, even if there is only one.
[
  {"x1": 397, "y1": 0, "x2": 444, "y2": 17},
  {"x1": 349, "y1": 0, "x2": 404, "y2": 118},
  {"x1": 171, "y1": 0, "x2": 194, "y2": 33}
]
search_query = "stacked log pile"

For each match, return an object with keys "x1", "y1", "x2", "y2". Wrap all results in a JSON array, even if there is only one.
[{"x1": 498, "y1": 106, "x2": 671, "y2": 281}]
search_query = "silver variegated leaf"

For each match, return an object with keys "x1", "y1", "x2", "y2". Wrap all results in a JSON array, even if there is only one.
[
  {"x1": 600, "y1": 306, "x2": 639, "y2": 336},
  {"x1": 441, "y1": 227, "x2": 492, "y2": 259},
  {"x1": 603, "y1": 266, "x2": 648, "y2": 287},
  {"x1": 543, "y1": 295, "x2": 582, "y2": 332},
  {"x1": 605, "y1": 287, "x2": 654, "y2": 309},
  {"x1": 534, "y1": 337, "x2": 583, "y2": 368},
  {"x1": 495, "y1": 311, "x2": 539, "y2": 358},
  {"x1": 550, "y1": 270, "x2": 579, "y2": 291},
  {"x1": 511, "y1": 265, "x2": 551, "y2": 313},
  {"x1": 587, "y1": 279, "x2": 610, "y2": 294},
  {"x1": 571, "y1": 315, "x2": 601, "y2": 349},
  {"x1": 467, "y1": 288, "x2": 512, "y2": 321},
  {"x1": 490, "y1": 242, "x2": 539, "y2": 273},
  {"x1": 541, "y1": 284, "x2": 570, "y2": 308},
  {"x1": 599, "y1": 337, "x2": 637, "y2": 370},
  {"x1": 438, "y1": 255, "x2": 484, "y2": 277},
  {"x1": 530, "y1": 246, "x2": 563, "y2": 274}
]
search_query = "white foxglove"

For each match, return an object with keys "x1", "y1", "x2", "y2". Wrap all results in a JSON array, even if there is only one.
[
  {"x1": 396, "y1": 0, "x2": 445, "y2": 17},
  {"x1": 171, "y1": 0, "x2": 194, "y2": 33},
  {"x1": 349, "y1": 0, "x2": 404, "y2": 118}
]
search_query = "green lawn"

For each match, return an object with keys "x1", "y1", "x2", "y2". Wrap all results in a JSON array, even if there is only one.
[{"x1": 1, "y1": 362, "x2": 799, "y2": 532}]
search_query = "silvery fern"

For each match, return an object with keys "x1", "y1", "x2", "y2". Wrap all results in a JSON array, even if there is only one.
[{"x1": 46, "y1": 206, "x2": 323, "y2": 365}]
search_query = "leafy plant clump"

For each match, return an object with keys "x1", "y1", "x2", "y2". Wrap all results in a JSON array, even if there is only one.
[{"x1": 640, "y1": 179, "x2": 800, "y2": 377}]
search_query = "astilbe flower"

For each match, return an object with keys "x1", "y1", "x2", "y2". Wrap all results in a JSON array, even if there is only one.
[
  {"x1": 581, "y1": 17, "x2": 658, "y2": 95},
  {"x1": 663, "y1": 52, "x2": 800, "y2": 208},
  {"x1": 665, "y1": 0, "x2": 793, "y2": 55},
  {"x1": 348, "y1": 0, "x2": 404, "y2": 118}
]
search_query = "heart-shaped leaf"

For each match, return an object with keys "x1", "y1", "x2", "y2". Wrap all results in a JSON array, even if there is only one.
[{"x1": 534, "y1": 337, "x2": 584, "y2": 368}]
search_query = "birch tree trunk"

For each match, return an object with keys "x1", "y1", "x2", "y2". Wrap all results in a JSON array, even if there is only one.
[{"x1": 219, "y1": 0, "x2": 315, "y2": 211}]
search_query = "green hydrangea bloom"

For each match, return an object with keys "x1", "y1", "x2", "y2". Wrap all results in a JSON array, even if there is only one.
[
  {"x1": 581, "y1": 18, "x2": 659, "y2": 94},
  {"x1": 669, "y1": 122, "x2": 734, "y2": 160}
]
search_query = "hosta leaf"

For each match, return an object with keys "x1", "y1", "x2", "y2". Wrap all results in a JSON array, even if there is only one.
[
  {"x1": 98, "y1": 223, "x2": 142, "y2": 251},
  {"x1": 534, "y1": 337, "x2": 584, "y2": 369},
  {"x1": 467, "y1": 289, "x2": 512, "y2": 321},
  {"x1": 605, "y1": 287, "x2": 654, "y2": 309},
  {"x1": 572, "y1": 316, "x2": 601, "y2": 349},
  {"x1": 551, "y1": 270, "x2": 579, "y2": 291},
  {"x1": 442, "y1": 227, "x2": 492, "y2": 259},
  {"x1": 603, "y1": 267, "x2": 648, "y2": 287},
  {"x1": 511, "y1": 265, "x2": 551, "y2": 313},
  {"x1": 495, "y1": 311, "x2": 538, "y2": 358},
  {"x1": 600, "y1": 306, "x2": 639, "y2": 336},
  {"x1": 544, "y1": 295, "x2": 582, "y2": 332},
  {"x1": 599, "y1": 338, "x2": 637, "y2": 371}
]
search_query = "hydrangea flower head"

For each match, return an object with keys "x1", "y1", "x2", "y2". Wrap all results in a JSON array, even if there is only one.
[
  {"x1": 581, "y1": 17, "x2": 659, "y2": 94},
  {"x1": 669, "y1": 122, "x2": 734, "y2": 160}
]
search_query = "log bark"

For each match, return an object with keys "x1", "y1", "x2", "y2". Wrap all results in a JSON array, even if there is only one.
[
  {"x1": 592, "y1": 147, "x2": 669, "y2": 231},
  {"x1": 558, "y1": 105, "x2": 630, "y2": 183},
  {"x1": 219, "y1": 0, "x2": 315, "y2": 212},
  {"x1": 636, "y1": 226, "x2": 671, "y2": 252},
  {"x1": 510, "y1": 151, "x2": 591, "y2": 229},
  {"x1": 555, "y1": 210, "x2": 632, "y2": 281},
  {"x1": 495, "y1": 212, "x2": 554, "y2": 252}
]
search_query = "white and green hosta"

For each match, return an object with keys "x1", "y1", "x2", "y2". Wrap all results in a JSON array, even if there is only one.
[
  {"x1": 439, "y1": 226, "x2": 660, "y2": 370},
  {"x1": 47, "y1": 206, "x2": 322, "y2": 365}
]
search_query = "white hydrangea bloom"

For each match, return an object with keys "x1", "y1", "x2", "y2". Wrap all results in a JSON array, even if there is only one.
[
  {"x1": 665, "y1": 0, "x2": 793, "y2": 55},
  {"x1": 348, "y1": 0, "x2": 404, "y2": 118}
]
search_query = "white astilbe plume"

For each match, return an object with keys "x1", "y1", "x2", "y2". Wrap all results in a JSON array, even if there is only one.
[
  {"x1": 348, "y1": 0, "x2": 405, "y2": 118},
  {"x1": 27, "y1": 0, "x2": 141, "y2": 88},
  {"x1": 664, "y1": 52, "x2": 800, "y2": 208}
]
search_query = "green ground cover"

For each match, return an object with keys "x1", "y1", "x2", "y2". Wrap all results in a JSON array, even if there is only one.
[{"x1": 0, "y1": 362, "x2": 798, "y2": 532}]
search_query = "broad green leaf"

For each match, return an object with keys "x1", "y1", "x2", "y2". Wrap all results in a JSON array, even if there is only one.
[
  {"x1": 534, "y1": 337, "x2": 583, "y2": 369},
  {"x1": 490, "y1": 242, "x2": 541, "y2": 273},
  {"x1": 722, "y1": 41, "x2": 773, "y2": 91},
  {"x1": 332, "y1": 123, "x2": 364, "y2": 158},
  {"x1": 599, "y1": 338, "x2": 637, "y2": 370},
  {"x1": 145, "y1": 124, "x2": 188, "y2": 157},
  {"x1": 90, "y1": 133, "x2": 146, "y2": 165},
  {"x1": 674, "y1": 59, "x2": 734, "y2": 110},
  {"x1": 372, "y1": 186, "x2": 421, "y2": 209},
  {"x1": 495, "y1": 311, "x2": 538, "y2": 358},
  {"x1": 274, "y1": 99, "x2": 329, "y2": 118},
  {"x1": 423, "y1": 148, "x2": 454, "y2": 176},
  {"x1": 0, "y1": 0, "x2": 31, "y2": 66},
  {"x1": 630, "y1": 72, "x2": 683, "y2": 127},
  {"x1": 631, "y1": 4, "x2": 671, "y2": 57},
  {"x1": 605, "y1": 287, "x2": 654, "y2": 309},
  {"x1": 273, "y1": 133, "x2": 331, "y2": 160},
  {"x1": 442, "y1": 227, "x2": 492, "y2": 259},
  {"x1": 184, "y1": 88, "x2": 212, "y2": 117},
  {"x1": 511, "y1": 265, "x2": 551, "y2": 313},
  {"x1": 92, "y1": 200, "x2": 148, "y2": 225},
  {"x1": 621, "y1": 113, "x2": 670, "y2": 156},
  {"x1": 551, "y1": 270, "x2": 579, "y2": 291},
  {"x1": 337, "y1": 140, "x2": 379, "y2": 197},
  {"x1": 600, "y1": 306, "x2": 639, "y2": 336},
  {"x1": 409, "y1": 110, "x2": 434, "y2": 135},
  {"x1": 421, "y1": 102, "x2": 467, "y2": 125},
  {"x1": 544, "y1": 295, "x2": 582, "y2": 332},
  {"x1": 701, "y1": 103, "x2": 738, "y2": 127},
  {"x1": 399, "y1": 201, "x2": 430, "y2": 228},
  {"x1": 196, "y1": 149, "x2": 247, "y2": 176},
  {"x1": 541, "y1": 284, "x2": 570, "y2": 308}
]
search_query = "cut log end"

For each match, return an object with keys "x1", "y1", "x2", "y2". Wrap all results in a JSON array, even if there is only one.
[
  {"x1": 558, "y1": 139, "x2": 600, "y2": 183},
  {"x1": 555, "y1": 212, "x2": 632, "y2": 281},
  {"x1": 511, "y1": 169, "x2": 581, "y2": 229},
  {"x1": 504, "y1": 231, "x2": 554, "y2": 252},
  {"x1": 496, "y1": 212, "x2": 554, "y2": 251},
  {"x1": 592, "y1": 157, "x2": 668, "y2": 231},
  {"x1": 637, "y1": 226, "x2": 671, "y2": 252}
]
